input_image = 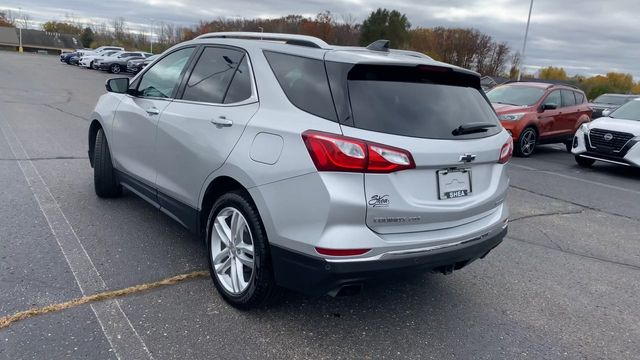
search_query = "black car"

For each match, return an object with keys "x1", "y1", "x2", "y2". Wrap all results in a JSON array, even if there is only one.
[
  {"x1": 98, "y1": 52, "x2": 152, "y2": 74},
  {"x1": 126, "y1": 54, "x2": 158, "y2": 74},
  {"x1": 589, "y1": 94, "x2": 640, "y2": 118}
]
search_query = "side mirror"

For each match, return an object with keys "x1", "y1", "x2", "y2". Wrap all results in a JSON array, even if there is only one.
[
  {"x1": 541, "y1": 103, "x2": 558, "y2": 111},
  {"x1": 602, "y1": 109, "x2": 611, "y2": 117},
  {"x1": 105, "y1": 78, "x2": 129, "y2": 94}
]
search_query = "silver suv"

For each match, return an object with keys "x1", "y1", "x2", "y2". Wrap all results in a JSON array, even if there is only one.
[{"x1": 89, "y1": 32, "x2": 512, "y2": 308}]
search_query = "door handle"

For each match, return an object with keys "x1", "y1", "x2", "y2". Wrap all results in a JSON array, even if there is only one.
[
  {"x1": 146, "y1": 107, "x2": 160, "y2": 115},
  {"x1": 210, "y1": 116, "x2": 233, "y2": 128}
]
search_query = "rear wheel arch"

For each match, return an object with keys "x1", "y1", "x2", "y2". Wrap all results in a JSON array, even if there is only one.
[
  {"x1": 200, "y1": 176, "x2": 257, "y2": 241},
  {"x1": 88, "y1": 120, "x2": 103, "y2": 168}
]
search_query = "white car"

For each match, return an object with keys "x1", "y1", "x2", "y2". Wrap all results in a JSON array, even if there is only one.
[
  {"x1": 79, "y1": 50, "x2": 122, "y2": 69},
  {"x1": 572, "y1": 98, "x2": 640, "y2": 168}
]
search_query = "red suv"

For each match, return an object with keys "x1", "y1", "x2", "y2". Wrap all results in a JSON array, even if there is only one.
[{"x1": 487, "y1": 82, "x2": 592, "y2": 157}]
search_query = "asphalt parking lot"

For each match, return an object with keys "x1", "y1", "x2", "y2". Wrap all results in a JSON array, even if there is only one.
[{"x1": 1, "y1": 52, "x2": 639, "y2": 360}]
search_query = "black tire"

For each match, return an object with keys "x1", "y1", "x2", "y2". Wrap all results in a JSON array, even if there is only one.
[
  {"x1": 206, "y1": 191, "x2": 279, "y2": 309},
  {"x1": 514, "y1": 127, "x2": 537, "y2": 157},
  {"x1": 93, "y1": 129, "x2": 122, "y2": 198},
  {"x1": 575, "y1": 155, "x2": 595, "y2": 167},
  {"x1": 110, "y1": 64, "x2": 121, "y2": 74}
]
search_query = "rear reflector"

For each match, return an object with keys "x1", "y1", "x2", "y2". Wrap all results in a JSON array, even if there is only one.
[
  {"x1": 302, "y1": 130, "x2": 415, "y2": 173},
  {"x1": 315, "y1": 247, "x2": 371, "y2": 257},
  {"x1": 499, "y1": 137, "x2": 513, "y2": 164}
]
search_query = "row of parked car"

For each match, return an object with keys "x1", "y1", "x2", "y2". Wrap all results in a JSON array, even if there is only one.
[
  {"x1": 60, "y1": 46, "x2": 157, "y2": 74},
  {"x1": 487, "y1": 81, "x2": 640, "y2": 169}
]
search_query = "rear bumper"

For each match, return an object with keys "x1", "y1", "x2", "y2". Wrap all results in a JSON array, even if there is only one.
[{"x1": 271, "y1": 226, "x2": 507, "y2": 297}]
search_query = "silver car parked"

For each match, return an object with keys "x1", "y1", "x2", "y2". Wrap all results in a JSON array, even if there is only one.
[{"x1": 89, "y1": 32, "x2": 512, "y2": 308}]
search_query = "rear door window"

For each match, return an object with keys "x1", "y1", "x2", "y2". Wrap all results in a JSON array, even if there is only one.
[
  {"x1": 223, "y1": 57, "x2": 252, "y2": 104},
  {"x1": 182, "y1": 47, "x2": 245, "y2": 104},
  {"x1": 264, "y1": 51, "x2": 337, "y2": 121},
  {"x1": 331, "y1": 63, "x2": 500, "y2": 140},
  {"x1": 561, "y1": 90, "x2": 576, "y2": 107}
]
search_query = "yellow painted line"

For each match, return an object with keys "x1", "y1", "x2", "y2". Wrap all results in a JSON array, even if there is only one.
[{"x1": 0, "y1": 270, "x2": 209, "y2": 330}]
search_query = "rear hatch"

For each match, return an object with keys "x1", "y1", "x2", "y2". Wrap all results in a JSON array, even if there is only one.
[{"x1": 325, "y1": 60, "x2": 508, "y2": 235}]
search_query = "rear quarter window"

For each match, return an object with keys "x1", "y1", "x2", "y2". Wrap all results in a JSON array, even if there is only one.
[{"x1": 263, "y1": 51, "x2": 337, "y2": 121}]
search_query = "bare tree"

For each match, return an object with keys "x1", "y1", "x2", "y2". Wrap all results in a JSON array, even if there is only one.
[
  {"x1": 509, "y1": 51, "x2": 522, "y2": 79},
  {"x1": 111, "y1": 17, "x2": 126, "y2": 41}
]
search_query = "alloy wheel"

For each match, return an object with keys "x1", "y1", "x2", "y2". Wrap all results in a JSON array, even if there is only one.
[
  {"x1": 520, "y1": 129, "x2": 536, "y2": 156},
  {"x1": 112, "y1": 64, "x2": 120, "y2": 74},
  {"x1": 210, "y1": 207, "x2": 255, "y2": 295}
]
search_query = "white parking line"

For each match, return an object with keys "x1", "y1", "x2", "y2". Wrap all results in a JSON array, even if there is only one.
[
  {"x1": 0, "y1": 118, "x2": 153, "y2": 359},
  {"x1": 509, "y1": 163, "x2": 640, "y2": 195}
]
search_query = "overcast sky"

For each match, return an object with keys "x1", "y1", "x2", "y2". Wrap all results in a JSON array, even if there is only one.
[{"x1": 6, "y1": 0, "x2": 640, "y2": 78}]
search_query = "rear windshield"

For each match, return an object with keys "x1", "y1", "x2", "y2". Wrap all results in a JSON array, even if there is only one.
[
  {"x1": 487, "y1": 85, "x2": 545, "y2": 106},
  {"x1": 594, "y1": 95, "x2": 629, "y2": 106},
  {"x1": 329, "y1": 64, "x2": 500, "y2": 140}
]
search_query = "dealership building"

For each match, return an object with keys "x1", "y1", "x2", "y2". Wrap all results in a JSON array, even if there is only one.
[{"x1": 0, "y1": 27, "x2": 81, "y2": 54}]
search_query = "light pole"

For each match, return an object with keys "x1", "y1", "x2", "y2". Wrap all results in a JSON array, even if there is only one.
[
  {"x1": 517, "y1": 0, "x2": 534, "y2": 81},
  {"x1": 142, "y1": 18, "x2": 157, "y2": 53},
  {"x1": 18, "y1": 7, "x2": 23, "y2": 53}
]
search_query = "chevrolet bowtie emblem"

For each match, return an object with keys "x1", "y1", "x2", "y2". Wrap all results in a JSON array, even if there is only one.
[{"x1": 459, "y1": 154, "x2": 477, "y2": 163}]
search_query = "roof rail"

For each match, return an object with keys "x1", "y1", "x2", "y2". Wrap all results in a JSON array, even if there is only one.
[
  {"x1": 194, "y1": 32, "x2": 330, "y2": 49},
  {"x1": 504, "y1": 79, "x2": 579, "y2": 90}
]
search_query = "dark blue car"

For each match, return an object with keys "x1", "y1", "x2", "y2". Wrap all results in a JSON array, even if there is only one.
[{"x1": 61, "y1": 52, "x2": 78, "y2": 64}]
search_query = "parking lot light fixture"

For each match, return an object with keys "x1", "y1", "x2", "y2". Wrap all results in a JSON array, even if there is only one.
[
  {"x1": 517, "y1": 0, "x2": 534, "y2": 81},
  {"x1": 18, "y1": 8, "x2": 24, "y2": 53}
]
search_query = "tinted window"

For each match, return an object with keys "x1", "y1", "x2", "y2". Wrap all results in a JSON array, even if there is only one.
[
  {"x1": 224, "y1": 57, "x2": 252, "y2": 104},
  {"x1": 137, "y1": 47, "x2": 194, "y2": 99},
  {"x1": 342, "y1": 64, "x2": 500, "y2": 140},
  {"x1": 543, "y1": 91, "x2": 561, "y2": 107},
  {"x1": 264, "y1": 51, "x2": 337, "y2": 121},
  {"x1": 487, "y1": 86, "x2": 545, "y2": 106},
  {"x1": 182, "y1": 47, "x2": 244, "y2": 104},
  {"x1": 574, "y1": 92, "x2": 585, "y2": 104},
  {"x1": 561, "y1": 90, "x2": 576, "y2": 107},
  {"x1": 610, "y1": 100, "x2": 640, "y2": 121}
]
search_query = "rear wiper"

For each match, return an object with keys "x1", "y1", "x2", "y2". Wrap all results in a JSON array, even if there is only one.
[{"x1": 452, "y1": 122, "x2": 497, "y2": 136}]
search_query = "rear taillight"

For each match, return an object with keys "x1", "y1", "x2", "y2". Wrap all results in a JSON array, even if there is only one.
[
  {"x1": 499, "y1": 137, "x2": 513, "y2": 164},
  {"x1": 302, "y1": 131, "x2": 415, "y2": 173}
]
